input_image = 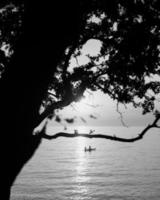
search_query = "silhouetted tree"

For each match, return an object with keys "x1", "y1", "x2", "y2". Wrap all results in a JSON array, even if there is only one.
[{"x1": 0, "y1": 1, "x2": 159, "y2": 199}]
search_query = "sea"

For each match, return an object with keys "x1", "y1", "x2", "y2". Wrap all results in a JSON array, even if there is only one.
[{"x1": 11, "y1": 126, "x2": 160, "y2": 200}]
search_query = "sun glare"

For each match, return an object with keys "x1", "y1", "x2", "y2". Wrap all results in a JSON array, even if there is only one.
[
  {"x1": 73, "y1": 92, "x2": 95, "y2": 115},
  {"x1": 75, "y1": 126, "x2": 89, "y2": 150},
  {"x1": 75, "y1": 99, "x2": 89, "y2": 113}
]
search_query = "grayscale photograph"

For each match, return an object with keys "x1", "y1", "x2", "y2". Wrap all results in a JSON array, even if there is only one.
[{"x1": 0, "y1": 1, "x2": 160, "y2": 200}]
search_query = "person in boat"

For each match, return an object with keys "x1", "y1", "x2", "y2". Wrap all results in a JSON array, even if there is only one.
[
  {"x1": 74, "y1": 129, "x2": 78, "y2": 135},
  {"x1": 89, "y1": 145, "x2": 91, "y2": 151},
  {"x1": 89, "y1": 129, "x2": 95, "y2": 134}
]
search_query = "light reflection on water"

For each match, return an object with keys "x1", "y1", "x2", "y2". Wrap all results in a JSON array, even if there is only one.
[
  {"x1": 74, "y1": 137, "x2": 91, "y2": 199},
  {"x1": 11, "y1": 126, "x2": 160, "y2": 200}
]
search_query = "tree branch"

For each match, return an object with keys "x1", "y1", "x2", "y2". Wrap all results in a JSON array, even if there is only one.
[
  {"x1": 116, "y1": 102, "x2": 128, "y2": 127},
  {"x1": 40, "y1": 116, "x2": 160, "y2": 143},
  {"x1": 36, "y1": 81, "x2": 87, "y2": 127}
]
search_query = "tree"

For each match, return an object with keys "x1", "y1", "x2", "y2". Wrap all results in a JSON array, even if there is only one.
[{"x1": 0, "y1": 1, "x2": 159, "y2": 199}]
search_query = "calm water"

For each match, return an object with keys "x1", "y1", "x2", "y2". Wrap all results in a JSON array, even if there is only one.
[{"x1": 11, "y1": 126, "x2": 160, "y2": 200}]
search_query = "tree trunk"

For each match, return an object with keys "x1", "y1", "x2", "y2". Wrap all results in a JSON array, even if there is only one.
[
  {"x1": 1, "y1": 40, "x2": 65, "y2": 200},
  {"x1": 0, "y1": 1, "x2": 81, "y2": 199}
]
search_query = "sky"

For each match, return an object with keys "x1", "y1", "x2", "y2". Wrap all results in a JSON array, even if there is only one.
[
  {"x1": 50, "y1": 39, "x2": 160, "y2": 128},
  {"x1": 50, "y1": 90, "x2": 157, "y2": 127}
]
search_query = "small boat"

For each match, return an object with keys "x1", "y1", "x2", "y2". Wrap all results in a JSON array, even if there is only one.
[{"x1": 84, "y1": 147, "x2": 96, "y2": 152}]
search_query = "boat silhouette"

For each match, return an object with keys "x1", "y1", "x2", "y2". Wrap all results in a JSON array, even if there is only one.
[{"x1": 84, "y1": 146, "x2": 96, "y2": 152}]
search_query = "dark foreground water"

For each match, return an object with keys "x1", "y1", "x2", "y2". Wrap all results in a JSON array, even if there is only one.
[{"x1": 11, "y1": 126, "x2": 160, "y2": 200}]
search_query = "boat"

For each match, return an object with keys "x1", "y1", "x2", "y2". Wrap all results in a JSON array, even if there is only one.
[{"x1": 84, "y1": 147, "x2": 96, "y2": 152}]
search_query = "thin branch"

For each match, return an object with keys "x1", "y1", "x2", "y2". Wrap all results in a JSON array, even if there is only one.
[
  {"x1": 116, "y1": 102, "x2": 128, "y2": 127},
  {"x1": 85, "y1": 103, "x2": 100, "y2": 108},
  {"x1": 94, "y1": 82, "x2": 105, "y2": 91},
  {"x1": 75, "y1": 56, "x2": 80, "y2": 67},
  {"x1": 123, "y1": 103, "x2": 127, "y2": 110},
  {"x1": 70, "y1": 104, "x2": 77, "y2": 111},
  {"x1": 40, "y1": 116, "x2": 160, "y2": 143},
  {"x1": 48, "y1": 91, "x2": 58, "y2": 98}
]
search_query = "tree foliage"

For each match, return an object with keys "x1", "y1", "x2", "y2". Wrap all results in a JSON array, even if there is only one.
[
  {"x1": 41, "y1": 0, "x2": 160, "y2": 120},
  {"x1": 1, "y1": 0, "x2": 160, "y2": 119}
]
